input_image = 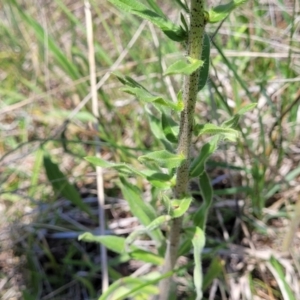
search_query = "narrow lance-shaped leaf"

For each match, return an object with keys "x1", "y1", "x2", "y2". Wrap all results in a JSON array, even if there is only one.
[
  {"x1": 146, "y1": 215, "x2": 172, "y2": 231},
  {"x1": 99, "y1": 276, "x2": 159, "y2": 300},
  {"x1": 86, "y1": 156, "x2": 174, "y2": 189},
  {"x1": 208, "y1": 0, "x2": 248, "y2": 23},
  {"x1": 116, "y1": 74, "x2": 147, "y2": 90},
  {"x1": 145, "y1": 106, "x2": 174, "y2": 152},
  {"x1": 122, "y1": 86, "x2": 179, "y2": 110},
  {"x1": 164, "y1": 57, "x2": 204, "y2": 76},
  {"x1": 108, "y1": 0, "x2": 187, "y2": 42},
  {"x1": 203, "y1": 257, "x2": 224, "y2": 290},
  {"x1": 194, "y1": 123, "x2": 240, "y2": 140},
  {"x1": 192, "y1": 227, "x2": 206, "y2": 300},
  {"x1": 79, "y1": 233, "x2": 126, "y2": 254},
  {"x1": 267, "y1": 256, "x2": 296, "y2": 300},
  {"x1": 189, "y1": 136, "x2": 218, "y2": 178},
  {"x1": 85, "y1": 156, "x2": 144, "y2": 177},
  {"x1": 79, "y1": 233, "x2": 163, "y2": 266},
  {"x1": 125, "y1": 230, "x2": 144, "y2": 249},
  {"x1": 161, "y1": 193, "x2": 172, "y2": 214},
  {"x1": 119, "y1": 177, "x2": 164, "y2": 243},
  {"x1": 194, "y1": 171, "x2": 213, "y2": 229},
  {"x1": 161, "y1": 113, "x2": 179, "y2": 144},
  {"x1": 125, "y1": 215, "x2": 171, "y2": 249},
  {"x1": 180, "y1": 12, "x2": 189, "y2": 32},
  {"x1": 199, "y1": 171, "x2": 213, "y2": 209},
  {"x1": 141, "y1": 170, "x2": 175, "y2": 189},
  {"x1": 177, "y1": 237, "x2": 192, "y2": 257},
  {"x1": 139, "y1": 150, "x2": 186, "y2": 170},
  {"x1": 221, "y1": 114, "x2": 240, "y2": 129},
  {"x1": 237, "y1": 103, "x2": 257, "y2": 115},
  {"x1": 116, "y1": 75, "x2": 182, "y2": 111},
  {"x1": 145, "y1": 0, "x2": 165, "y2": 16},
  {"x1": 175, "y1": 0, "x2": 189, "y2": 12},
  {"x1": 118, "y1": 269, "x2": 182, "y2": 300},
  {"x1": 222, "y1": 103, "x2": 257, "y2": 128},
  {"x1": 146, "y1": 107, "x2": 165, "y2": 139},
  {"x1": 43, "y1": 154, "x2": 91, "y2": 216},
  {"x1": 130, "y1": 249, "x2": 164, "y2": 265}
]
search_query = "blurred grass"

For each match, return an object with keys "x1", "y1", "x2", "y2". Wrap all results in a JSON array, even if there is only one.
[{"x1": 0, "y1": 0, "x2": 300, "y2": 299}]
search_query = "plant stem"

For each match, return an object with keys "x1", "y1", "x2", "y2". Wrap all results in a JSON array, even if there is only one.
[{"x1": 159, "y1": 1, "x2": 207, "y2": 299}]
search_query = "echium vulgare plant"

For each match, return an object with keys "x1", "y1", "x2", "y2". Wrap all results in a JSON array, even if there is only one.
[{"x1": 80, "y1": 0, "x2": 254, "y2": 299}]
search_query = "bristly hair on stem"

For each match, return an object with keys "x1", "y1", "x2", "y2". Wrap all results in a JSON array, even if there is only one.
[{"x1": 158, "y1": 1, "x2": 208, "y2": 299}]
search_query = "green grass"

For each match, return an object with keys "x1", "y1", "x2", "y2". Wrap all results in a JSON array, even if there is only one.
[{"x1": 1, "y1": 0, "x2": 300, "y2": 299}]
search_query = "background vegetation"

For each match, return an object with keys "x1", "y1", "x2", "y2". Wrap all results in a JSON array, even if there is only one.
[{"x1": 0, "y1": 0, "x2": 300, "y2": 299}]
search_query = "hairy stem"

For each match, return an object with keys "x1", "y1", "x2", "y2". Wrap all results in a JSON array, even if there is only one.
[{"x1": 158, "y1": 1, "x2": 207, "y2": 299}]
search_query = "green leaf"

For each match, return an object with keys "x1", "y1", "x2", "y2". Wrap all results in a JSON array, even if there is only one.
[
  {"x1": 49, "y1": 110, "x2": 96, "y2": 122},
  {"x1": 146, "y1": 215, "x2": 172, "y2": 231},
  {"x1": 199, "y1": 171, "x2": 213, "y2": 207},
  {"x1": 146, "y1": 106, "x2": 175, "y2": 151},
  {"x1": 141, "y1": 170, "x2": 175, "y2": 189},
  {"x1": 267, "y1": 256, "x2": 296, "y2": 300},
  {"x1": 221, "y1": 115, "x2": 240, "y2": 129},
  {"x1": 175, "y1": 0, "x2": 189, "y2": 12},
  {"x1": 208, "y1": 0, "x2": 248, "y2": 23},
  {"x1": 189, "y1": 137, "x2": 218, "y2": 178},
  {"x1": 116, "y1": 268, "x2": 183, "y2": 300},
  {"x1": 145, "y1": 0, "x2": 165, "y2": 16},
  {"x1": 85, "y1": 156, "x2": 114, "y2": 168},
  {"x1": 86, "y1": 156, "x2": 175, "y2": 189},
  {"x1": 125, "y1": 230, "x2": 143, "y2": 248},
  {"x1": 78, "y1": 233, "x2": 125, "y2": 254},
  {"x1": 194, "y1": 171, "x2": 213, "y2": 229},
  {"x1": 164, "y1": 57, "x2": 204, "y2": 76},
  {"x1": 161, "y1": 194, "x2": 172, "y2": 214},
  {"x1": 43, "y1": 154, "x2": 91, "y2": 215},
  {"x1": 99, "y1": 276, "x2": 159, "y2": 300},
  {"x1": 122, "y1": 86, "x2": 179, "y2": 110},
  {"x1": 170, "y1": 196, "x2": 193, "y2": 218},
  {"x1": 180, "y1": 13, "x2": 189, "y2": 32},
  {"x1": 85, "y1": 156, "x2": 144, "y2": 177},
  {"x1": 130, "y1": 249, "x2": 164, "y2": 265},
  {"x1": 108, "y1": 0, "x2": 187, "y2": 42},
  {"x1": 139, "y1": 150, "x2": 186, "y2": 169},
  {"x1": 221, "y1": 103, "x2": 257, "y2": 128},
  {"x1": 178, "y1": 237, "x2": 192, "y2": 257},
  {"x1": 79, "y1": 233, "x2": 163, "y2": 266},
  {"x1": 119, "y1": 177, "x2": 157, "y2": 225},
  {"x1": 161, "y1": 113, "x2": 179, "y2": 143},
  {"x1": 198, "y1": 32, "x2": 211, "y2": 91},
  {"x1": 192, "y1": 227, "x2": 206, "y2": 300},
  {"x1": 237, "y1": 103, "x2": 257, "y2": 115},
  {"x1": 117, "y1": 75, "x2": 181, "y2": 111},
  {"x1": 116, "y1": 74, "x2": 145, "y2": 89},
  {"x1": 194, "y1": 123, "x2": 240, "y2": 140},
  {"x1": 203, "y1": 257, "x2": 223, "y2": 290},
  {"x1": 119, "y1": 177, "x2": 163, "y2": 243},
  {"x1": 125, "y1": 215, "x2": 171, "y2": 249},
  {"x1": 147, "y1": 109, "x2": 165, "y2": 139}
]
